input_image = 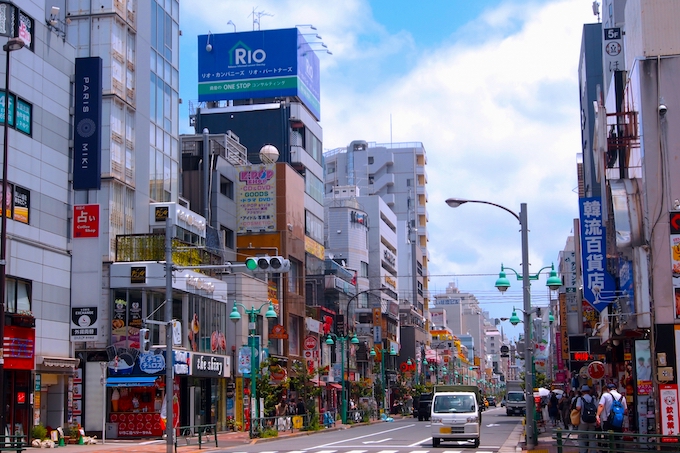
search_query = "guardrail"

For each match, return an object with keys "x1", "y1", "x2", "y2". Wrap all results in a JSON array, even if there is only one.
[
  {"x1": 553, "y1": 427, "x2": 680, "y2": 452},
  {"x1": 174, "y1": 424, "x2": 217, "y2": 452}
]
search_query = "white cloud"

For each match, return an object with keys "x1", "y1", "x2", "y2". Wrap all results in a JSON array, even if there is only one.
[{"x1": 180, "y1": 0, "x2": 595, "y2": 326}]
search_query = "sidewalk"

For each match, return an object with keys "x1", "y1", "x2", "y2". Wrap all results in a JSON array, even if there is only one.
[
  {"x1": 521, "y1": 422, "x2": 579, "y2": 453},
  {"x1": 24, "y1": 418, "x2": 376, "y2": 452}
]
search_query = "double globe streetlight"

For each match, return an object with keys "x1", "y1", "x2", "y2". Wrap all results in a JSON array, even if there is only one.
[
  {"x1": 445, "y1": 197, "x2": 561, "y2": 448},
  {"x1": 370, "y1": 344, "x2": 396, "y2": 413},
  {"x1": 229, "y1": 301, "x2": 277, "y2": 437},
  {"x1": 325, "y1": 332, "x2": 359, "y2": 424}
]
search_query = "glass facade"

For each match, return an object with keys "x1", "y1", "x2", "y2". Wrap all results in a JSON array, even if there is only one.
[{"x1": 149, "y1": 0, "x2": 180, "y2": 202}]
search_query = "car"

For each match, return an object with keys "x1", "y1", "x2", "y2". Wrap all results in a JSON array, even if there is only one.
[
  {"x1": 430, "y1": 391, "x2": 481, "y2": 448},
  {"x1": 487, "y1": 396, "x2": 497, "y2": 407}
]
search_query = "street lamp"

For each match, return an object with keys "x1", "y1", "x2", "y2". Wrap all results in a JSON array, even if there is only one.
[
  {"x1": 445, "y1": 197, "x2": 559, "y2": 447},
  {"x1": 229, "y1": 300, "x2": 277, "y2": 437},
  {"x1": 0, "y1": 36, "x2": 25, "y2": 443},
  {"x1": 325, "y1": 332, "x2": 359, "y2": 424},
  {"x1": 370, "y1": 344, "x2": 396, "y2": 412}
]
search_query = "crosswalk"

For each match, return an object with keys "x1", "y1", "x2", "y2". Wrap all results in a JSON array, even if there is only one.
[{"x1": 230, "y1": 449, "x2": 498, "y2": 453}]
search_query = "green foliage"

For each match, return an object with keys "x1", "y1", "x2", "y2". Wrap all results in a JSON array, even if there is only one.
[
  {"x1": 260, "y1": 427, "x2": 278, "y2": 438},
  {"x1": 31, "y1": 424, "x2": 47, "y2": 441},
  {"x1": 257, "y1": 357, "x2": 286, "y2": 418}
]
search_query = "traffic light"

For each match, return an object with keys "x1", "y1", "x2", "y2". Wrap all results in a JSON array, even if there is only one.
[
  {"x1": 140, "y1": 328, "x2": 151, "y2": 353},
  {"x1": 244, "y1": 256, "x2": 290, "y2": 273}
]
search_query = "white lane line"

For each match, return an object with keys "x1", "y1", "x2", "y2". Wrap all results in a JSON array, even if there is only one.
[
  {"x1": 344, "y1": 450, "x2": 368, "y2": 453},
  {"x1": 314, "y1": 450, "x2": 338, "y2": 453},
  {"x1": 362, "y1": 439, "x2": 392, "y2": 444},
  {"x1": 314, "y1": 424, "x2": 416, "y2": 448},
  {"x1": 408, "y1": 438, "x2": 432, "y2": 447}
]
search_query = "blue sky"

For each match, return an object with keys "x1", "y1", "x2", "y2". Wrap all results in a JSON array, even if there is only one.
[{"x1": 180, "y1": 0, "x2": 598, "y2": 340}]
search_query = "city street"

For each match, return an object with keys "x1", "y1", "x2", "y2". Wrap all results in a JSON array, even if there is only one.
[{"x1": 225, "y1": 408, "x2": 521, "y2": 453}]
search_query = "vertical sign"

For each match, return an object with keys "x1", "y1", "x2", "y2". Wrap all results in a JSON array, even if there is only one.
[
  {"x1": 659, "y1": 384, "x2": 679, "y2": 442},
  {"x1": 603, "y1": 28, "x2": 624, "y2": 92},
  {"x1": 579, "y1": 197, "x2": 616, "y2": 311},
  {"x1": 236, "y1": 165, "x2": 276, "y2": 233},
  {"x1": 73, "y1": 57, "x2": 102, "y2": 190}
]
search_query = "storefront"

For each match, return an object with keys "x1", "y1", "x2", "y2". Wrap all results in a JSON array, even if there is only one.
[
  {"x1": 102, "y1": 262, "x2": 231, "y2": 436},
  {"x1": 3, "y1": 319, "x2": 36, "y2": 439}
]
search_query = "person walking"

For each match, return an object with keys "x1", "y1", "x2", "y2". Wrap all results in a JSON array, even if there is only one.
[
  {"x1": 577, "y1": 385, "x2": 598, "y2": 453},
  {"x1": 559, "y1": 390, "x2": 573, "y2": 429},
  {"x1": 597, "y1": 383, "x2": 627, "y2": 450},
  {"x1": 548, "y1": 392, "x2": 560, "y2": 427}
]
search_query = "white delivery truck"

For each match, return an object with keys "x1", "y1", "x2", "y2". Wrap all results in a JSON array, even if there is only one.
[
  {"x1": 430, "y1": 385, "x2": 481, "y2": 448},
  {"x1": 505, "y1": 380, "x2": 526, "y2": 416}
]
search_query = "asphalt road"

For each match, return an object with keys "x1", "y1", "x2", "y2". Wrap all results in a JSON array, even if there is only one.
[{"x1": 221, "y1": 406, "x2": 522, "y2": 453}]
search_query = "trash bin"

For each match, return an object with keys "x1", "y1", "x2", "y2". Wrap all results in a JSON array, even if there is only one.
[{"x1": 105, "y1": 423, "x2": 118, "y2": 438}]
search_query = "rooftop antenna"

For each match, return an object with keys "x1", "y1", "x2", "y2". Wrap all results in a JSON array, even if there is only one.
[
  {"x1": 251, "y1": 8, "x2": 273, "y2": 31},
  {"x1": 592, "y1": 1, "x2": 601, "y2": 22}
]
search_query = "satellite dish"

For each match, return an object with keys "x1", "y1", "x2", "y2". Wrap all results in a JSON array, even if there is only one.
[{"x1": 259, "y1": 144, "x2": 279, "y2": 163}]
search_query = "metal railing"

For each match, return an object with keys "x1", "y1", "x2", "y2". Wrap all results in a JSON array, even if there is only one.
[
  {"x1": 174, "y1": 424, "x2": 217, "y2": 452},
  {"x1": 553, "y1": 428, "x2": 680, "y2": 452}
]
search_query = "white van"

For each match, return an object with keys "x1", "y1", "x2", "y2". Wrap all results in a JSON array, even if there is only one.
[{"x1": 430, "y1": 391, "x2": 480, "y2": 448}]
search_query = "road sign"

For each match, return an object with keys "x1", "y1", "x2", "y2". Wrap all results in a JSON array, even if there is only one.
[{"x1": 304, "y1": 335, "x2": 318, "y2": 350}]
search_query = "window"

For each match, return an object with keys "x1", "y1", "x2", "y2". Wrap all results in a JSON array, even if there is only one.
[
  {"x1": 5, "y1": 277, "x2": 31, "y2": 314},
  {"x1": 368, "y1": 157, "x2": 374, "y2": 165},
  {"x1": 220, "y1": 225, "x2": 234, "y2": 249},
  {"x1": 368, "y1": 174, "x2": 374, "y2": 184},
  {"x1": 220, "y1": 176, "x2": 234, "y2": 199}
]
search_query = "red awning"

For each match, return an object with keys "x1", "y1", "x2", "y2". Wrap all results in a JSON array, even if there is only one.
[{"x1": 328, "y1": 383, "x2": 342, "y2": 390}]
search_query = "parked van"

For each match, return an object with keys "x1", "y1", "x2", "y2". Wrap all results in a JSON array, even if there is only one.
[{"x1": 430, "y1": 390, "x2": 481, "y2": 448}]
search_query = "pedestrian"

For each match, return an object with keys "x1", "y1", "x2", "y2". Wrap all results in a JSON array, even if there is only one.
[
  {"x1": 548, "y1": 392, "x2": 560, "y2": 427},
  {"x1": 559, "y1": 390, "x2": 573, "y2": 429},
  {"x1": 296, "y1": 398, "x2": 306, "y2": 416},
  {"x1": 597, "y1": 383, "x2": 627, "y2": 450},
  {"x1": 577, "y1": 385, "x2": 598, "y2": 453}
]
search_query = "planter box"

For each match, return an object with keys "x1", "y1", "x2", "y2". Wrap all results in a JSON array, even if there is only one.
[{"x1": 6, "y1": 314, "x2": 35, "y2": 328}]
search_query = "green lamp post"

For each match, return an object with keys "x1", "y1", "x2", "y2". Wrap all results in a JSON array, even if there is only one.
[
  {"x1": 446, "y1": 197, "x2": 562, "y2": 447},
  {"x1": 230, "y1": 300, "x2": 277, "y2": 437},
  {"x1": 326, "y1": 332, "x2": 359, "y2": 424},
  {"x1": 370, "y1": 344, "x2": 396, "y2": 413}
]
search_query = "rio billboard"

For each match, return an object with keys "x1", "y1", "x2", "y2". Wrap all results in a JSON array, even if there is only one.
[{"x1": 198, "y1": 28, "x2": 321, "y2": 120}]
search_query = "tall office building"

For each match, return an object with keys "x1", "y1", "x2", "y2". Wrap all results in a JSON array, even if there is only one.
[
  {"x1": 0, "y1": 2, "x2": 75, "y2": 436},
  {"x1": 324, "y1": 141, "x2": 429, "y2": 364}
]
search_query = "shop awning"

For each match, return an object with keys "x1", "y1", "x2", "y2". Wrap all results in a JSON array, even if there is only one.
[
  {"x1": 106, "y1": 377, "x2": 158, "y2": 388},
  {"x1": 327, "y1": 383, "x2": 342, "y2": 390},
  {"x1": 40, "y1": 356, "x2": 80, "y2": 369}
]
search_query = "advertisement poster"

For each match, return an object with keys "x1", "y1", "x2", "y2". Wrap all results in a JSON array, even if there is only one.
[
  {"x1": 236, "y1": 165, "x2": 276, "y2": 233},
  {"x1": 635, "y1": 340, "x2": 652, "y2": 395},
  {"x1": 670, "y1": 212, "x2": 680, "y2": 318}
]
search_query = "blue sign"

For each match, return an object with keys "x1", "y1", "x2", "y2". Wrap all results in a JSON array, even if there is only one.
[
  {"x1": 197, "y1": 28, "x2": 321, "y2": 120},
  {"x1": 73, "y1": 57, "x2": 102, "y2": 190},
  {"x1": 579, "y1": 197, "x2": 616, "y2": 311}
]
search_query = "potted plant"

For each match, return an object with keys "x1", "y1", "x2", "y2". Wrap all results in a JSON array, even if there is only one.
[
  {"x1": 66, "y1": 424, "x2": 80, "y2": 443},
  {"x1": 31, "y1": 424, "x2": 47, "y2": 441}
]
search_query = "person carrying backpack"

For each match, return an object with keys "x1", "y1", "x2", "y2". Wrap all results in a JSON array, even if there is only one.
[
  {"x1": 576, "y1": 385, "x2": 598, "y2": 453},
  {"x1": 597, "y1": 383, "x2": 627, "y2": 450}
]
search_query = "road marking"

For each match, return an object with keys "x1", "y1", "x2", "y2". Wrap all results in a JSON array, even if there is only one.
[
  {"x1": 315, "y1": 424, "x2": 415, "y2": 448},
  {"x1": 344, "y1": 450, "x2": 368, "y2": 453},
  {"x1": 408, "y1": 438, "x2": 432, "y2": 447},
  {"x1": 485, "y1": 423, "x2": 500, "y2": 427},
  {"x1": 363, "y1": 439, "x2": 391, "y2": 444}
]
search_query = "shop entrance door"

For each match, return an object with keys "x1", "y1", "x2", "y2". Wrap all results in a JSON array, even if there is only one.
[{"x1": 189, "y1": 386, "x2": 204, "y2": 429}]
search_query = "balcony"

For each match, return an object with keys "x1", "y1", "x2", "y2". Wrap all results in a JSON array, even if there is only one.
[{"x1": 115, "y1": 234, "x2": 223, "y2": 275}]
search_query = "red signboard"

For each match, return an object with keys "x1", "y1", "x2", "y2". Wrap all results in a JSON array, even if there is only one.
[
  {"x1": 587, "y1": 361, "x2": 606, "y2": 380},
  {"x1": 73, "y1": 204, "x2": 99, "y2": 238},
  {"x1": 3, "y1": 325, "x2": 35, "y2": 370},
  {"x1": 304, "y1": 335, "x2": 318, "y2": 351}
]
